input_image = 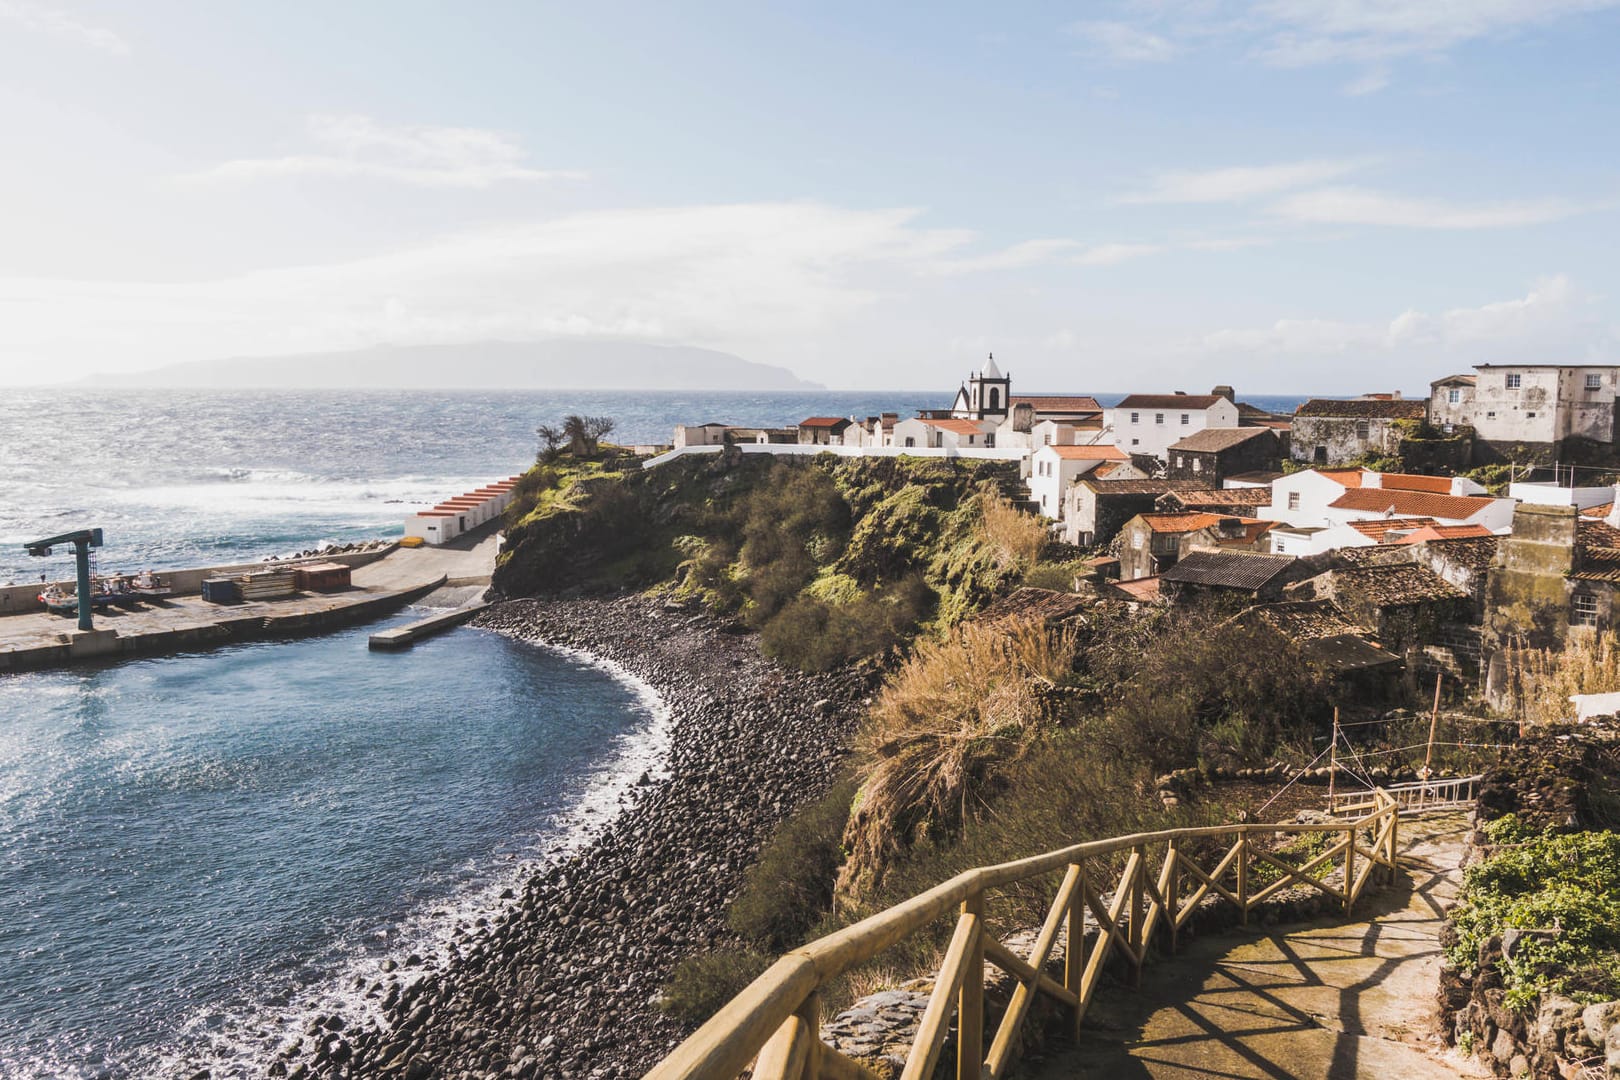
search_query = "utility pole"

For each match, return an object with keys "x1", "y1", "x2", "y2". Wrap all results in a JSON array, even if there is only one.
[{"x1": 1421, "y1": 672, "x2": 1443, "y2": 781}]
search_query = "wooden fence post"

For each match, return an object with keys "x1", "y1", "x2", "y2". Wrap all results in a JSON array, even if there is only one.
[
  {"x1": 1237, "y1": 830, "x2": 1249, "y2": 925},
  {"x1": 1164, "y1": 840, "x2": 1180, "y2": 955},
  {"x1": 1343, "y1": 824, "x2": 1356, "y2": 914},
  {"x1": 799, "y1": 992, "x2": 821, "y2": 1080},
  {"x1": 959, "y1": 891, "x2": 984, "y2": 1080},
  {"x1": 1129, "y1": 844, "x2": 1145, "y2": 986},
  {"x1": 1066, "y1": 861, "x2": 1086, "y2": 1040}
]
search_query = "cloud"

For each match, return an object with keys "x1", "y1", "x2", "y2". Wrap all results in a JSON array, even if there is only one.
[
  {"x1": 0, "y1": 203, "x2": 976, "y2": 373},
  {"x1": 1118, "y1": 158, "x2": 1372, "y2": 204},
  {"x1": 1271, "y1": 186, "x2": 1597, "y2": 228},
  {"x1": 1195, "y1": 275, "x2": 1617, "y2": 367},
  {"x1": 0, "y1": 0, "x2": 128, "y2": 54},
  {"x1": 1067, "y1": 19, "x2": 1180, "y2": 62},
  {"x1": 1067, "y1": 1, "x2": 1620, "y2": 76},
  {"x1": 928, "y1": 238, "x2": 1169, "y2": 274},
  {"x1": 184, "y1": 114, "x2": 582, "y2": 188}
]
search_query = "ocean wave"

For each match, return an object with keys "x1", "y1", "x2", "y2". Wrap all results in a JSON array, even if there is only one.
[{"x1": 128, "y1": 636, "x2": 674, "y2": 1080}]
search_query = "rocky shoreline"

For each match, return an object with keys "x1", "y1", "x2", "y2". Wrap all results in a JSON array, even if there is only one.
[{"x1": 283, "y1": 595, "x2": 872, "y2": 1080}]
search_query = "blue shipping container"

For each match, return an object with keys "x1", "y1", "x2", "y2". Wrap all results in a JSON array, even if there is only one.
[{"x1": 200, "y1": 577, "x2": 240, "y2": 604}]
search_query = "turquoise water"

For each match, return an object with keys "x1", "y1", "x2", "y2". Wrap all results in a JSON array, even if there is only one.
[{"x1": 0, "y1": 616, "x2": 666, "y2": 1078}]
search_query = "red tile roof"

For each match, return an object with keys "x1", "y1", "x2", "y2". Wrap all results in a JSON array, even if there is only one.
[
  {"x1": 1346, "y1": 517, "x2": 1438, "y2": 541},
  {"x1": 1138, "y1": 512, "x2": 1227, "y2": 534},
  {"x1": 1582, "y1": 503, "x2": 1614, "y2": 519},
  {"x1": 1314, "y1": 467, "x2": 1368, "y2": 487},
  {"x1": 799, "y1": 416, "x2": 852, "y2": 428},
  {"x1": 1046, "y1": 444, "x2": 1129, "y2": 460},
  {"x1": 1378, "y1": 473, "x2": 1453, "y2": 494},
  {"x1": 1116, "y1": 394, "x2": 1224, "y2": 410},
  {"x1": 1328, "y1": 488, "x2": 1495, "y2": 521},
  {"x1": 922, "y1": 418, "x2": 990, "y2": 435},
  {"x1": 1398, "y1": 524, "x2": 1493, "y2": 544}
]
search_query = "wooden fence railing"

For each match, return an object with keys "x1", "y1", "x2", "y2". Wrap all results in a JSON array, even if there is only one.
[
  {"x1": 643, "y1": 790, "x2": 1400, "y2": 1080},
  {"x1": 1328, "y1": 774, "x2": 1481, "y2": 816}
]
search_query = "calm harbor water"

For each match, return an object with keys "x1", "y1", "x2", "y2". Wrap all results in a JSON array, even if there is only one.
[{"x1": 0, "y1": 386, "x2": 1308, "y2": 1076}]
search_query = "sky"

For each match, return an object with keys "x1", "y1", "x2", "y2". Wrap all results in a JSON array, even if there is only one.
[{"x1": 0, "y1": 1, "x2": 1617, "y2": 394}]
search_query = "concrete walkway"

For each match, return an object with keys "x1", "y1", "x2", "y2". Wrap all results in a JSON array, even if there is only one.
[{"x1": 1026, "y1": 814, "x2": 1487, "y2": 1080}]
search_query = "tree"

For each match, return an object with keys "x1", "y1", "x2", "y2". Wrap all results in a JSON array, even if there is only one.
[
  {"x1": 535, "y1": 423, "x2": 565, "y2": 463},
  {"x1": 562, "y1": 414, "x2": 615, "y2": 457}
]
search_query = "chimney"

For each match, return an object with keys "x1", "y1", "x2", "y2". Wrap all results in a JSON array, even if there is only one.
[{"x1": 1211, "y1": 385, "x2": 1235, "y2": 403}]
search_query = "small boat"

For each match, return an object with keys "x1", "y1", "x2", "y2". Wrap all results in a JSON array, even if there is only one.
[
  {"x1": 38, "y1": 585, "x2": 78, "y2": 616},
  {"x1": 128, "y1": 570, "x2": 172, "y2": 599}
]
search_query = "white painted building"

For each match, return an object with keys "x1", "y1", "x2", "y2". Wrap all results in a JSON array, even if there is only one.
[
  {"x1": 1106, "y1": 393, "x2": 1240, "y2": 460},
  {"x1": 1028, "y1": 444, "x2": 1131, "y2": 520},
  {"x1": 890, "y1": 416, "x2": 998, "y2": 450},
  {"x1": 1430, "y1": 364, "x2": 1620, "y2": 446},
  {"x1": 404, "y1": 476, "x2": 522, "y2": 545}
]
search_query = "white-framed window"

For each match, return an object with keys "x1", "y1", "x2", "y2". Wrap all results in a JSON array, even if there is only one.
[
  {"x1": 1043, "y1": 433, "x2": 1052, "y2": 445},
  {"x1": 1193, "y1": 458, "x2": 1202, "y2": 472},
  {"x1": 1155, "y1": 413, "x2": 1165, "y2": 425},
  {"x1": 1506, "y1": 374, "x2": 1522, "y2": 389},
  {"x1": 1573, "y1": 592, "x2": 1600, "y2": 627},
  {"x1": 1486, "y1": 411, "x2": 1496, "y2": 419},
  {"x1": 1588, "y1": 373, "x2": 1604, "y2": 390},
  {"x1": 1180, "y1": 413, "x2": 1190, "y2": 425},
  {"x1": 1287, "y1": 492, "x2": 1300, "y2": 511},
  {"x1": 1131, "y1": 438, "x2": 1140, "y2": 446},
  {"x1": 1356, "y1": 420, "x2": 1370, "y2": 440},
  {"x1": 1130, "y1": 411, "x2": 1140, "y2": 424},
  {"x1": 1448, "y1": 389, "x2": 1460, "y2": 404}
]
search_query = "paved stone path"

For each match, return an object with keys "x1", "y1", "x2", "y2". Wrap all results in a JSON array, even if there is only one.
[{"x1": 1025, "y1": 813, "x2": 1488, "y2": 1079}]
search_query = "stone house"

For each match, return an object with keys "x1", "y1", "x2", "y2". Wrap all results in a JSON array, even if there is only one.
[
  {"x1": 797, "y1": 417, "x2": 854, "y2": 445},
  {"x1": 1430, "y1": 363, "x2": 1620, "y2": 461},
  {"x1": 1485, "y1": 504, "x2": 1620, "y2": 656},
  {"x1": 1289, "y1": 397, "x2": 1427, "y2": 466},
  {"x1": 1158, "y1": 550, "x2": 1298, "y2": 603},
  {"x1": 1117, "y1": 512, "x2": 1273, "y2": 581},
  {"x1": 1107, "y1": 392, "x2": 1241, "y2": 461},
  {"x1": 1063, "y1": 477, "x2": 1204, "y2": 548},
  {"x1": 1291, "y1": 563, "x2": 1470, "y2": 654},
  {"x1": 1165, "y1": 426, "x2": 1283, "y2": 485}
]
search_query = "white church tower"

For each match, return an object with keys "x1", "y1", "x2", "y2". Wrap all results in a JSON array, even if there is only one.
[{"x1": 950, "y1": 354, "x2": 1011, "y2": 421}]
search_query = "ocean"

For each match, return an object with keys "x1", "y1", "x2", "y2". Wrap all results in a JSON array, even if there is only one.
[{"x1": 0, "y1": 386, "x2": 1306, "y2": 1077}]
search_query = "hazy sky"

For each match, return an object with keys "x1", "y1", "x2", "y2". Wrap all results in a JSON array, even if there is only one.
[{"x1": 1, "y1": 1, "x2": 1617, "y2": 393}]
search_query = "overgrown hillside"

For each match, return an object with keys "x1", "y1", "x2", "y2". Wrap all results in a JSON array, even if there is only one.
[{"x1": 492, "y1": 449, "x2": 1065, "y2": 670}]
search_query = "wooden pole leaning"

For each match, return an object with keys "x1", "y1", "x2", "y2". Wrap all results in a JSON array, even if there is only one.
[
  {"x1": 1236, "y1": 830, "x2": 1249, "y2": 925},
  {"x1": 1128, "y1": 845, "x2": 1145, "y2": 987},
  {"x1": 1343, "y1": 822, "x2": 1356, "y2": 914},
  {"x1": 1163, "y1": 840, "x2": 1180, "y2": 955},
  {"x1": 1065, "y1": 860, "x2": 1086, "y2": 1040}
]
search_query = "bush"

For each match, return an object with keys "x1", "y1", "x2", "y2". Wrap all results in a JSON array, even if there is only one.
[
  {"x1": 758, "y1": 577, "x2": 932, "y2": 672},
  {"x1": 659, "y1": 949, "x2": 773, "y2": 1023},
  {"x1": 1447, "y1": 826, "x2": 1620, "y2": 1006},
  {"x1": 729, "y1": 778, "x2": 861, "y2": 950}
]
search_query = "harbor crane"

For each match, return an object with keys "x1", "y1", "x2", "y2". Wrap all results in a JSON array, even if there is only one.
[{"x1": 24, "y1": 528, "x2": 104, "y2": 632}]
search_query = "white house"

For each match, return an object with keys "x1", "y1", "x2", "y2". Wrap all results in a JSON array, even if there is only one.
[
  {"x1": 1261, "y1": 468, "x2": 1489, "y2": 527},
  {"x1": 1107, "y1": 392, "x2": 1240, "y2": 460},
  {"x1": 1028, "y1": 444, "x2": 1131, "y2": 520},
  {"x1": 891, "y1": 416, "x2": 998, "y2": 450}
]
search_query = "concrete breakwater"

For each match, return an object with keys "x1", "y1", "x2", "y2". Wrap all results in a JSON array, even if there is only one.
[{"x1": 282, "y1": 596, "x2": 872, "y2": 1079}]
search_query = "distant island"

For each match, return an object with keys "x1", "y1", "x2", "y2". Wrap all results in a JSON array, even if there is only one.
[{"x1": 88, "y1": 340, "x2": 824, "y2": 391}]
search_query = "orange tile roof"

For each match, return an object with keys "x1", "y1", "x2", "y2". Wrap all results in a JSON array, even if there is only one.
[
  {"x1": 799, "y1": 416, "x2": 851, "y2": 428},
  {"x1": 1314, "y1": 467, "x2": 1367, "y2": 487},
  {"x1": 1109, "y1": 576, "x2": 1162, "y2": 601},
  {"x1": 1047, "y1": 444, "x2": 1129, "y2": 460},
  {"x1": 1092, "y1": 461, "x2": 1126, "y2": 479},
  {"x1": 1582, "y1": 503, "x2": 1613, "y2": 519},
  {"x1": 1328, "y1": 488, "x2": 1495, "y2": 520},
  {"x1": 1013, "y1": 395, "x2": 1101, "y2": 412},
  {"x1": 1346, "y1": 517, "x2": 1438, "y2": 541},
  {"x1": 1378, "y1": 473, "x2": 1453, "y2": 494},
  {"x1": 1398, "y1": 524, "x2": 1493, "y2": 544},
  {"x1": 1140, "y1": 512, "x2": 1226, "y2": 533},
  {"x1": 921, "y1": 418, "x2": 990, "y2": 435}
]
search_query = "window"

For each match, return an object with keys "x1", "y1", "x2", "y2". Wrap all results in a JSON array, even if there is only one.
[
  {"x1": 1043, "y1": 433, "x2": 1052, "y2": 445},
  {"x1": 1155, "y1": 413, "x2": 1165, "y2": 425},
  {"x1": 1506, "y1": 374, "x2": 1522, "y2": 389},
  {"x1": 1130, "y1": 438, "x2": 1140, "y2": 446},
  {"x1": 1130, "y1": 411, "x2": 1140, "y2": 424},
  {"x1": 1192, "y1": 458, "x2": 1202, "y2": 472},
  {"x1": 1175, "y1": 455, "x2": 1183, "y2": 467},
  {"x1": 1486, "y1": 411, "x2": 1496, "y2": 419},
  {"x1": 1180, "y1": 413, "x2": 1190, "y2": 425},
  {"x1": 1287, "y1": 492, "x2": 1300, "y2": 511},
  {"x1": 1527, "y1": 412, "x2": 1537, "y2": 419},
  {"x1": 988, "y1": 387, "x2": 1001, "y2": 410},
  {"x1": 984, "y1": 434, "x2": 994, "y2": 447},
  {"x1": 904, "y1": 436, "x2": 915, "y2": 447},
  {"x1": 1356, "y1": 420, "x2": 1370, "y2": 440},
  {"x1": 1448, "y1": 389, "x2": 1460, "y2": 404},
  {"x1": 1589, "y1": 374, "x2": 1604, "y2": 390},
  {"x1": 1573, "y1": 593, "x2": 1600, "y2": 627}
]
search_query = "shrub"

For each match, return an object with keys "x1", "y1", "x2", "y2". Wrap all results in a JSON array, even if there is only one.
[
  {"x1": 979, "y1": 490, "x2": 1048, "y2": 570},
  {"x1": 729, "y1": 778, "x2": 861, "y2": 950},
  {"x1": 659, "y1": 949, "x2": 772, "y2": 1023},
  {"x1": 837, "y1": 619, "x2": 1077, "y2": 900},
  {"x1": 1447, "y1": 827, "x2": 1620, "y2": 1006},
  {"x1": 759, "y1": 576, "x2": 931, "y2": 672},
  {"x1": 1502, "y1": 631, "x2": 1620, "y2": 728}
]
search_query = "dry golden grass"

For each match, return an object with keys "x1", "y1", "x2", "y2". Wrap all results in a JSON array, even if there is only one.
[
  {"x1": 1503, "y1": 630, "x2": 1620, "y2": 727},
  {"x1": 978, "y1": 489, "x2": 1049, "y2": 570},
  {"x1": 836, "y1": 619, "x2": 1076, "y2": 903}
]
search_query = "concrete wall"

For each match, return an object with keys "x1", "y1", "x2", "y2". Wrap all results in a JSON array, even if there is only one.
[
  {"x1": 1509, "y1": 481, "x2": 1615, "y2": 509},
  {"x1": 0, "y1": 545, "x2": 395, "y2": 616}
]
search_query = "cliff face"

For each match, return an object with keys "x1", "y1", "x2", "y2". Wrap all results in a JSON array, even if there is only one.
[{"x1": 490, "y1": 450, "x2": 1043, "y2": 669}]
